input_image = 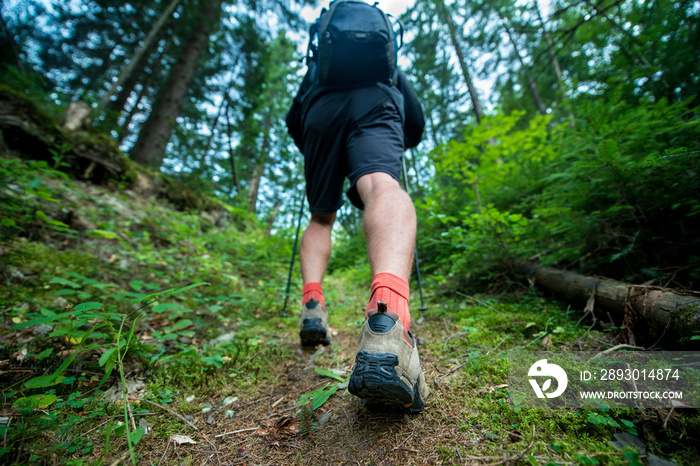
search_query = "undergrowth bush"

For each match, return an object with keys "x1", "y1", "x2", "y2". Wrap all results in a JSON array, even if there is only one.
[
  {"x1": 0, "y1": 157, "x2": 298, "y2": 463},
  {"x1": 419, "y1": 92, "x2": 700, "y2": 291}
]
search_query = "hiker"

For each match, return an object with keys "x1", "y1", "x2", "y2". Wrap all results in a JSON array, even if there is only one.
[{"x1": 285, "y1": 0, "x2": 429, "y2": 413}]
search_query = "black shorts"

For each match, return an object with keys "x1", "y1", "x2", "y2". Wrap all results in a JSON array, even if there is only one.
[{"x1": 302, "y1": 86, "x2": 404, "y2": 213}]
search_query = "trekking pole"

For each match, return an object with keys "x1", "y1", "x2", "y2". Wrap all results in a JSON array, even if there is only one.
[
  {"x1": 401, "y1": 155, "x2": 428, "y2": 323},
  {"x1": 282, "y1": 187, "x2": 306, "y2": 317}
]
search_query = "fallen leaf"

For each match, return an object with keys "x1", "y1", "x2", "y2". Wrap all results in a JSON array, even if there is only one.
[
  {"x1": 256, "y1": 416, "x2": 299, "y2": 439},
  {"x1": 541, "y1": 335, "x2": 553, "y2": 349},
  {"x1": 170, "y1": 434, "x2": 197, "y2": 445},
  {"x1": 14, "y1": 349, "x2": 27, "y2": 362}
]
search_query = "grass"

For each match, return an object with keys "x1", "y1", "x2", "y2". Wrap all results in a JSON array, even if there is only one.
[{"x1": 0, "y1": 158, "x2": 698, "y2": 465}]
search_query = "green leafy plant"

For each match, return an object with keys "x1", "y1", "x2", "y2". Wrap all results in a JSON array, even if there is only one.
[{"x1": 298, "y1": 384, "x2": 340, "y2": 411}]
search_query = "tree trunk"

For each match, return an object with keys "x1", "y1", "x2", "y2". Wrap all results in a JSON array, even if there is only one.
[
  {"x1": 519, "y1": 263, "x2": 700, "y2": 346},
  {"x1": 224, "y1": 98, "x2": 241, "y2": 198},
  {"x1": 266, "y1": 201, "x2": 281, "y2": 237},
  {"x1": 437, "y1": 1, "x2": 485, "y2": 124},
  {"x1": 95, "y1": 0, "x2": 180, "y2": 117},
  {"x1": 199, "y1": 83, "x2": 233, "y2": 169},
  {"x1": 108, "y1": 36, "x2": 167, "y2": 116},
  {"x1": 79, "y1": 42, "x2": 120, "y2": 100},
  {"x1": 117, "y1": 38, "x2": 173, "y2": 143},
  {"x1": 246, "y1": 83, "x2": 276, "y2": 213},
  {"x1": 0, "y1": 12, "x2": 26, "y2": 74},
  {"x1": 117, "y1": 80, "x2": 149, "y2": 143},
  {"x1": 130, "y1": 0, "x2": 222, "y2": 169},
  {"x1": 533, "y1": 0, "x2": 575, "y2": 126},
  {"x1": 500, "y1": 14, "x2": 547, "y2": 116}
]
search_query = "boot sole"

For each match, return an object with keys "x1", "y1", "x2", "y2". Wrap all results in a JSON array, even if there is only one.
[
  {"x1": 300, "y1": 318, "x2": 330, "y2": 347},
  {"x1": 348, "y1": 351, "x2": 425, "y2": 413}
]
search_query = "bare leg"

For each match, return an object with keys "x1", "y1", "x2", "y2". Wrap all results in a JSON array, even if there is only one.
[
  {"x1": 356, "y1": 172, "x2": 416, "y2": 281},
  {"x1": 348, "y1": 175, "x2": 429, "y2": 413},
  {"x1": 300, "y1": 212, "x2": 336, "y2": 284}
]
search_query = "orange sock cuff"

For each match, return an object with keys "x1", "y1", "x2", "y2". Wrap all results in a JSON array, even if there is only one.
[
  {"x1": 367, "y1": 273, "x2": 410, "y2": 332},
  {"x1": 302, "y1": 282, "x2": 325, "y2": 308}
]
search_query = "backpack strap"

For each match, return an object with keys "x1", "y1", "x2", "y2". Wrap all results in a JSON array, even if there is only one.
[
  {"x1": 318, "y1": 1, "x2": 343, "y2": 85},
  {"x1": 306, "y1": 17, "x2": 320, "y2": 62},
  {"x1": 386, "y1": 13, "x2": 404, "y2": 50}
]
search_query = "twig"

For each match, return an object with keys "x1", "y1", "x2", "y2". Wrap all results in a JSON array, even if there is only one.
[
  {"x1": 485, "y1": 336, "x2": 509, "y2": 355},
  {"x1": 663, "y1": 407, "x2": 675, "y2": 429},
  {"x1": 214, "y1": 427, "x2": 258, "y2": 438},
  {"x1": 270, "y1": 396, "x2": 285, "y2": 409},
  {"x1": 392, "y1": 432, "x2": 414, "y2": 451},
  {"x1": 109, "y1": 450, "x2": 131, "y2": 466},
  {"x1": 237, "y1": 396, "x2": 270, "y2": 409},
  {"x1": 157, "y1": 439, "x2": 171, "y2": 466},
  {"x1": 593, "y1": 344, "x2": 645, "y2": 359},
  {"x1": 434, "y1": 364, "x2": 464, "y2": 384},
  {"x1": 261, "y1": 405, "x2": 297, "y2": 420},
  {"x1": 457, "y1": 292, "x2": 505, "y2": 315},
  {"x1": 142, "y1": 399, "x2": 198, "y2": 431},
  {"x1": 577, "y1": 287, "x2": 597, "y2": 327},
  {"x1": 443, "y1": 332, "x2": 464, "y2": 353},
  {"x1": 463, "y1": 425, "x2": 537, "y2": 465},
  {"x1": 2, "y1": 415, "x2": 11, "y2": 448},
  {"x1": 394, "y1": 447, "x2": 419, "y2": 453},
  {"x1": 649, "y1": 316, "x2": 673, "y2": 349},
  {"x1": 126, "y1": 398, "x2": 137, "y2": 432}
]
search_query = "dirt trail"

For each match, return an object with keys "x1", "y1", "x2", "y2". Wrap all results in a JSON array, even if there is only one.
[{"x1": 139, "y1": 313, "x2": 481, "y2": 465}]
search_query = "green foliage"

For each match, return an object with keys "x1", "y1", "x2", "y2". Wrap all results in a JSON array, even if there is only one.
[
  {"x1": 297, "y1": 383, "x2": 340, "y2": 410},
  {"x1": 419, "y1": 95, "x2": 700, "y2": 290},
  {"x1": 0, "y1": 158, "x2": 74, "y2": 240},
  {"x1": 0, "y1": 156, "x2": 299, "y2": 463}
]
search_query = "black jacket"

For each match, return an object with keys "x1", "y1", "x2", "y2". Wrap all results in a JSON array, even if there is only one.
[{"x1": 286, "y1": 68, "x2": 425, "y2": 152}]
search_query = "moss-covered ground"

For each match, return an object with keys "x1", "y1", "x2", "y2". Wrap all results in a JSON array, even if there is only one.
[{"x1": 1, "y1": 158, "x2": 698, "y2": 465}]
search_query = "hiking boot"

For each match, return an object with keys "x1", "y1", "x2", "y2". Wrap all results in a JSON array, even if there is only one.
[
  {"x1": 348, "y1": 302, "x2": 429, "y2": 413},
  {"x1": 299, "y1": 299, "x2": 330, "y2": 347}
]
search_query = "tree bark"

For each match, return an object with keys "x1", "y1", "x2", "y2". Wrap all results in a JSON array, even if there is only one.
[
  {"x1": 533, "y1": 0, "x2": 575, "y2": 126},
  {"x1": 500, "y1": 14, "x2": 547, "y2": 116},
  {"x1": 0, "y1": 11, "x2": 26, "y2": 75},
  {"x1": 437, "y1": 1, "x2": 485, "y2": 124},
  {"x1": 224, "y1": 98, "x2": 241, "y2": 198},
  {"x1": 246, "y1": 118, "x2": 271, "y2": 213},
  {"x1": 108, "y1": 35, "x2": 167, "y2": 116},
  {"x1": 79, "y1": 41, "x2": 120, "y2": 100},
  {"x1": 519, "y1": 263, "x2": 700, "y2": 346},
  {"x1": 116, "y1": 38, "x2": 173, "y2": 143},
  {"x1": 199, "y1": 82, "x2": 233, "y2": 169},
  {"x1": 130, "y1": 0, "x2": 222, "y2": 169},
  {"x1": 95, "y1": 0, "x2": 180, "y2": 117}
]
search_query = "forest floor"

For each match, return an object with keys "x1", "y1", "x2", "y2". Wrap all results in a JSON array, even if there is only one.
[
  {"x1": 1, "y1": 157, "x2": 698, "y2": 465},
  {"x1": 124, "y1": 285, "x2": 692, "y2": 466}
]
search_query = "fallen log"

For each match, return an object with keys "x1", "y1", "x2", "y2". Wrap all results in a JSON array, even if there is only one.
[{"x1": 519, "y1": 263, "x2": 700, "y2": 346}]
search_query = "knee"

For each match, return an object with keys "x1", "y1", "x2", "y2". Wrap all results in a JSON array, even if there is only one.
[
  {"x1": 356, "y1": 172, "x2": 402, "y2": 200},
  {"x1": 310, "y1": 212, "x2": 336, "y2": 228}
]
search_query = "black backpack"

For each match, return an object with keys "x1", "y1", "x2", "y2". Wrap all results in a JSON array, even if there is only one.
[{"x1": 306, "y1": 0, "x2": 403, "y2": 87}]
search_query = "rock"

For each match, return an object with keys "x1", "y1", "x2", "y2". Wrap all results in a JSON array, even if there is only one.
[
  {"x1": 212, "y1": 332, "x2": 235, "y2": 344},
  {"x1": 33, "y1": 324, "x2": 54, "y2": 335}
]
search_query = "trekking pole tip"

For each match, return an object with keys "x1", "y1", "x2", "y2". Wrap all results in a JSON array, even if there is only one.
[{"x1": 416, "y1": 307, "x2": 427, "y2": 324}]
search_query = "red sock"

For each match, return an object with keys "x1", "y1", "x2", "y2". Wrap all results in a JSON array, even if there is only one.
[
  {"x1": 302, "y1": 282, "x2": 325, "y2": 308},
  {"x1": 366, "y1": 273, "x2": 410, "y2": 332}
]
